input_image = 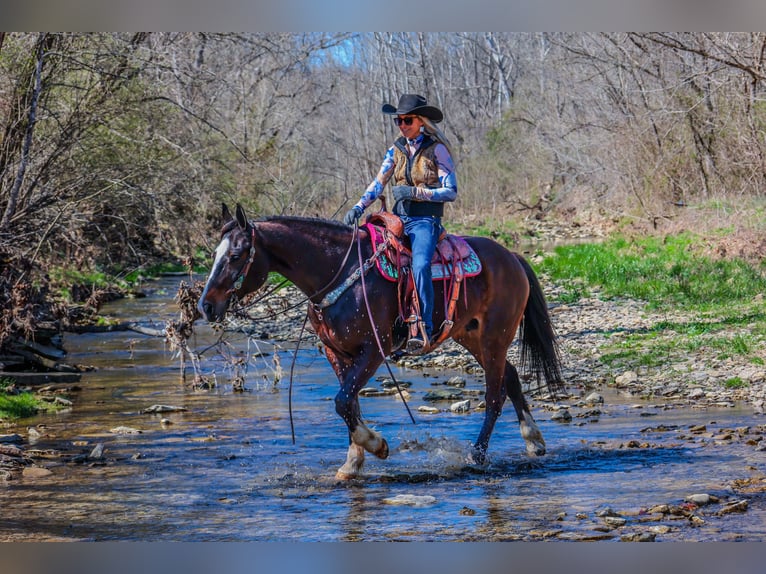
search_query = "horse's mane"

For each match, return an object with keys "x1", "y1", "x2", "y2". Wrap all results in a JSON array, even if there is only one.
[
  {"x1": 259, "y1": 215, "x2": 350, "y2": 232},
  {"x1": 220, "y1": 214, "x2": 351, "y2": 237}
]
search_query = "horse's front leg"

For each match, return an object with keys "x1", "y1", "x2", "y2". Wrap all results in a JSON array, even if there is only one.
[
  {"x1": 325, "y1": 346, "x2": 388, "y2": 480},
  {"x1": 472, "y1": 360, "x2": 506, "y2": 465}
]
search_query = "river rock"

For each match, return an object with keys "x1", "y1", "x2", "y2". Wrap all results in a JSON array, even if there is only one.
[
  {"x1": 604, "y1": 516, "x2": 627, "y2": 527},
  {"x1": 445, "y1": 376, "x2": 466, "y2": 388},
  {"x1": 685, "y1": 493, "x2": 718, "y2": 506},
  {"x1": 141, "y1": 404, "x2": 187, "y2": 414},
  {"x1": 417, "y1": 405, "x2": 440, "y2": 414},
  {"x1": 615, "y1": 371, "x2": 638, "y2": 386},
  {"x1": 717, "y1": 500, "x2": 748, "y2": 515},
  {"x1": 22, "y1": 466, "x2": 53, "y2": 478},
  {"x1": 88, "y1": 443, "x2": 105, "y2": 459},
  {"x1": 110, "y1": 426, "x2": 142, "y2": 435},
  {"x1": 584, "y1": 392, "x2": 604, "y2": 404},
  {"x1": 0, "y1": 434, "x2": 23, "y2": 444},
  {"x1": 423, "y1": 388, "x2": 464, "y2": 402},
  {"x1": 450, "y1": 399, "x2": 471, "y2": 413},
  {"x1": 382, "y1": 494, "x2": 436, "y2": 507},
  {"x1": 620, "y1": 531, "x2": 656, "y2": 542},
  {"x1": 551, "y1": 409, "x2": 572, "y2": 422}
]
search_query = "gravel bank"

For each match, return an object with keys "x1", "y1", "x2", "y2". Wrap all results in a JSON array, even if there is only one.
[{"x1": 240, "y1": 283, "x2": 765, "y2": 413}]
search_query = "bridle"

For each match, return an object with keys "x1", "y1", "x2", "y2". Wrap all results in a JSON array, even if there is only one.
[{"x1": 226, "y1": 227, "x2": 257, "y2": 297}]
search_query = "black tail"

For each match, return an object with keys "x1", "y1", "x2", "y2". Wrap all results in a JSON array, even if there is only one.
[{"x1": 516, "y1": 254, "x2": 564, "y2": 395}]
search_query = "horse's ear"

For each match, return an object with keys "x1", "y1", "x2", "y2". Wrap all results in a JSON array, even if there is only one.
[
  {"x1": 222, "y1": 203, "x2": 234, "y2": 224},
  {"x1": 235, "y1": 203, "x2": 249, "y2": 229}
]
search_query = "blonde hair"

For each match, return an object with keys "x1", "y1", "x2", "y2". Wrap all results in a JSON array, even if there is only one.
[{"x1": 420, "y1": 117, "x2": 454, "y2": 159}]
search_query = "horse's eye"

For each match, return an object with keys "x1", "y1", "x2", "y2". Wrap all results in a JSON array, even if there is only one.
[{"x1": 230, "y1": 253, "x2": 240, "y2": 262}]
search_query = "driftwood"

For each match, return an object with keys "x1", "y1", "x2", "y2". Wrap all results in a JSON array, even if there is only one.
[{"x1": 64, "y1": 322, "x2": 166, "y2": 337}]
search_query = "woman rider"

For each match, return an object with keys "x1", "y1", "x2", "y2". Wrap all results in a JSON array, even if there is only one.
[{"x1": 343, "y1": 94, "x2": 457, "y2": 353}]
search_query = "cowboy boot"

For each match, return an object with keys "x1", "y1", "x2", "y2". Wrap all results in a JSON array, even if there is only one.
[{"x1": 405, "y1": 319, "x2": 430, "y2": 354}]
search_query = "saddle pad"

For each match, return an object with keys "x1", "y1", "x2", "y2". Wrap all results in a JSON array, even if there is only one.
[{"x1": 365, "y1": 224, "x2": 482, "y2": 282}]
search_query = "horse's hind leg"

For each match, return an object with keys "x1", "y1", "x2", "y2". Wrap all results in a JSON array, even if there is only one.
[{"x1": 504, "y1": 362, "x2": 546, "y2": 456}]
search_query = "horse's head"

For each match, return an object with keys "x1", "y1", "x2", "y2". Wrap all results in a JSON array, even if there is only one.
[{"x1": 197, "y1": 203, "x2": 268, "y2": 322}]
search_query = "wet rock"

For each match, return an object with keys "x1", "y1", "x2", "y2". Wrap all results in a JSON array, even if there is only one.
[
  {"x1": 382, "y1": 494, "x2": 436, "y2": 507},
  {"x1": 584, "y1": 392, "x2": 604, "y2": 404},
  {"x1": 649, "y1": 525, "x2": 672, "y2": 535},
  {"x1": 604, "y1": 516, "x2": 627, "y2": 528},
  {"x1": 0, "y1": 434, "x2": 23, "y2": 444},
  {"x1": 22, "y1": 466, "x2": 53, "y2": 479},
  {"x1": 647, "y1": 504, "x2": 669, "y2": 514},
  {"x1": 689, "y1": 515, "x2": 705, "y2": 526},
  {"x1": 596, "y1": 507, "x2": 621, "y2": 518},
  {"x1": 142, "y1": 404, "x2": 187, "y2": 414},
  {"x1": 685, "y1": 493, "x2": 718, "y2": 506},
  {"x1": 88, "y1": 443, "x2": 105, "y2": 460},
  {"x1": 450, "y1": 399, "x2": 471, "y2": 413},
  {"x1": 459, "y1": 506, "x2": 476, "y2": 516},
  {"x1": 620, "y1": 531, "x2": 656, "y2": 542},
  {"x1": 445, "y1": 376, "x2": 466, "y2": 388},
  {"x1": 551, "y1": 409, "x2": 572, "y2": 422},
  {"x1": 717, "y1": 500, "x2": 748, "y2": 515},
  {"x1": 359, "y1": 387, "x2": 393, "y2": 397},
  {"x1": 109, "y1": 426, "x2": 142, "y2": 435},
  {"x1": 615, "y1": 371, "x2": 638, "y2": 386},
  {"x1": 423, "y1": 388, "x2": 464, "y2": 402},
  {"x1": 379, "y1": 379, "x2": 412, "y2": 390},
  {"x1": 688, "y1": 388, "x2": 706, "y2": 400},
  {"x1": 417, "y1": 405, "x2": 440, "y2": 414},
  {"x1": 557, "y1": 532, "x2": 614, "y2": 541}
]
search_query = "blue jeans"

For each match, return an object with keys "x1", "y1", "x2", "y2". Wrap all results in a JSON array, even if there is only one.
[{"x1": 401, "y1": 215, "x2": 441, "y2": 337}]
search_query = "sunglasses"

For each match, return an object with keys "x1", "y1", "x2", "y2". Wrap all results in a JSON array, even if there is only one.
[{"x1": 393, "y1": 117, "x2": 416, "y2": 126}]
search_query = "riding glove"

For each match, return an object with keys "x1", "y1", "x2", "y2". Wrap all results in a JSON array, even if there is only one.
[
  {"x1": 392, "y1": 185, "x2": 417, "y2": 202},
  {"x1": 343, "y1": 206, "x2": 363, "y2": 226}
]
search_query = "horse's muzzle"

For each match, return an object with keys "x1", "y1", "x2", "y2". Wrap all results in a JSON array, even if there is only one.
[{"x1": 198, "y1": 299, "x2": 223, "y2": 323}]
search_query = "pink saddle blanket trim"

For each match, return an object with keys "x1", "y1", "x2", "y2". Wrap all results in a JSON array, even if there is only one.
[{"x1": 364, "y1": 223, "x2": 482, "y2": 282}]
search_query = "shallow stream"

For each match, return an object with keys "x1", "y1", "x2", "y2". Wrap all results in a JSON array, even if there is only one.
[{"x1": 1, "y1": 276, "x2": 764, "y2": 541}]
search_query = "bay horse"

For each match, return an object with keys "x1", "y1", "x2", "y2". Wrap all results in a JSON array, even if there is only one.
[{"x1": 198, "y1": 203, "x2": 563, "y2": 480}]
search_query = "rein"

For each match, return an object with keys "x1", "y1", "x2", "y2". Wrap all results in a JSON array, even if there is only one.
[
  {"x1": 229, "y1": 223, "x2": 358, "y2": 323},
  {"x1": 356, "y1": 223, "x2": 417, "y2": 426}
]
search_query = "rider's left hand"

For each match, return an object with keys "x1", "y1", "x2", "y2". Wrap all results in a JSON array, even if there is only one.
[{"x1": 392, "y1": 185, "x2": 416, "y2": 201}]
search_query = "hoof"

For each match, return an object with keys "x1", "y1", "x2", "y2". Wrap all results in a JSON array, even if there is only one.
[
  {"x1": 526, "y1": 443, "x2": 546, "y2": 457},
  {"x1": 374, "y1": 438, "x2": 389, "y2": 459},
  {"x1": 335, "y1": 469, "x2": 358, "y2": 481},
  {"x1": 469, "y1": 447, "x2": 489, "y2": 467}
]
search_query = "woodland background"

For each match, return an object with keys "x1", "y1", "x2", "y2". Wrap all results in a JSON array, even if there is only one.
[{"x1": 2, "y1": 32, "x2": 766, "y2": 328}]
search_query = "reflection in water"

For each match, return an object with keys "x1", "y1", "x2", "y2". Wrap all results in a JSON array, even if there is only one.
[{"x1": 0, "y1": 275, "x2": 764, "y2": 541}]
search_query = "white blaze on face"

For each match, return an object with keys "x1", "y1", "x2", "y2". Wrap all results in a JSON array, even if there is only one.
[
  {"x1": 198, "y1": 236, "x2": 232, "y2": 320},
  {"x1": 209, "y1": 237, "x2": 231, "y2": 284}
]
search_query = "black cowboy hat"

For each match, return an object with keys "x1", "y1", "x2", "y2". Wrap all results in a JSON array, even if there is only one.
[{"x1": 381, "y1": 94, "x2": 443, "y2": 123}]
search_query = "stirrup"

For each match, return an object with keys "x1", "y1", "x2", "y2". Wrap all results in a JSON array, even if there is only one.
[{"x1": 405, "y1": 335, "x2": 427, "y2": 354}]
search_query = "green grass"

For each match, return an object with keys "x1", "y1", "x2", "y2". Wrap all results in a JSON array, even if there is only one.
[
  {"x1": 724, "y1": 376, "x2": 748, "y2": 389},
  {"x1": 535, "y1": 233, "x2": 766, "y2": 378},
  {"x1": 538, "y1": 234, "x2": 766, "y2": 308},
  {"x1": 0, "y1": 392, "x2": 43, "y2": 419},
  {"x1": 0, "y1": 377, "x2": 64, "y2": 420}
]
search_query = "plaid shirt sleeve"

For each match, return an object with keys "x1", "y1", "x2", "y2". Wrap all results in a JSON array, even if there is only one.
[
  {"x1": 412, "y1": 143, "x2": 458, "y2": 203},
  {"x1": 356, "y1": 146, "x2": 396, "y2": 210}
]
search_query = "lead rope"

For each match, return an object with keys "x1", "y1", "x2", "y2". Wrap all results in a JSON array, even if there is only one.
[
  {"x1": 286, "y1": 224, "x2": 360, "y2": 444},
  {"x1": 356, "y1": 221, "x2": 416, "y2": 425},
  {"x1": 288, "y1": 307, "x2": 310, "y2": 445}
]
